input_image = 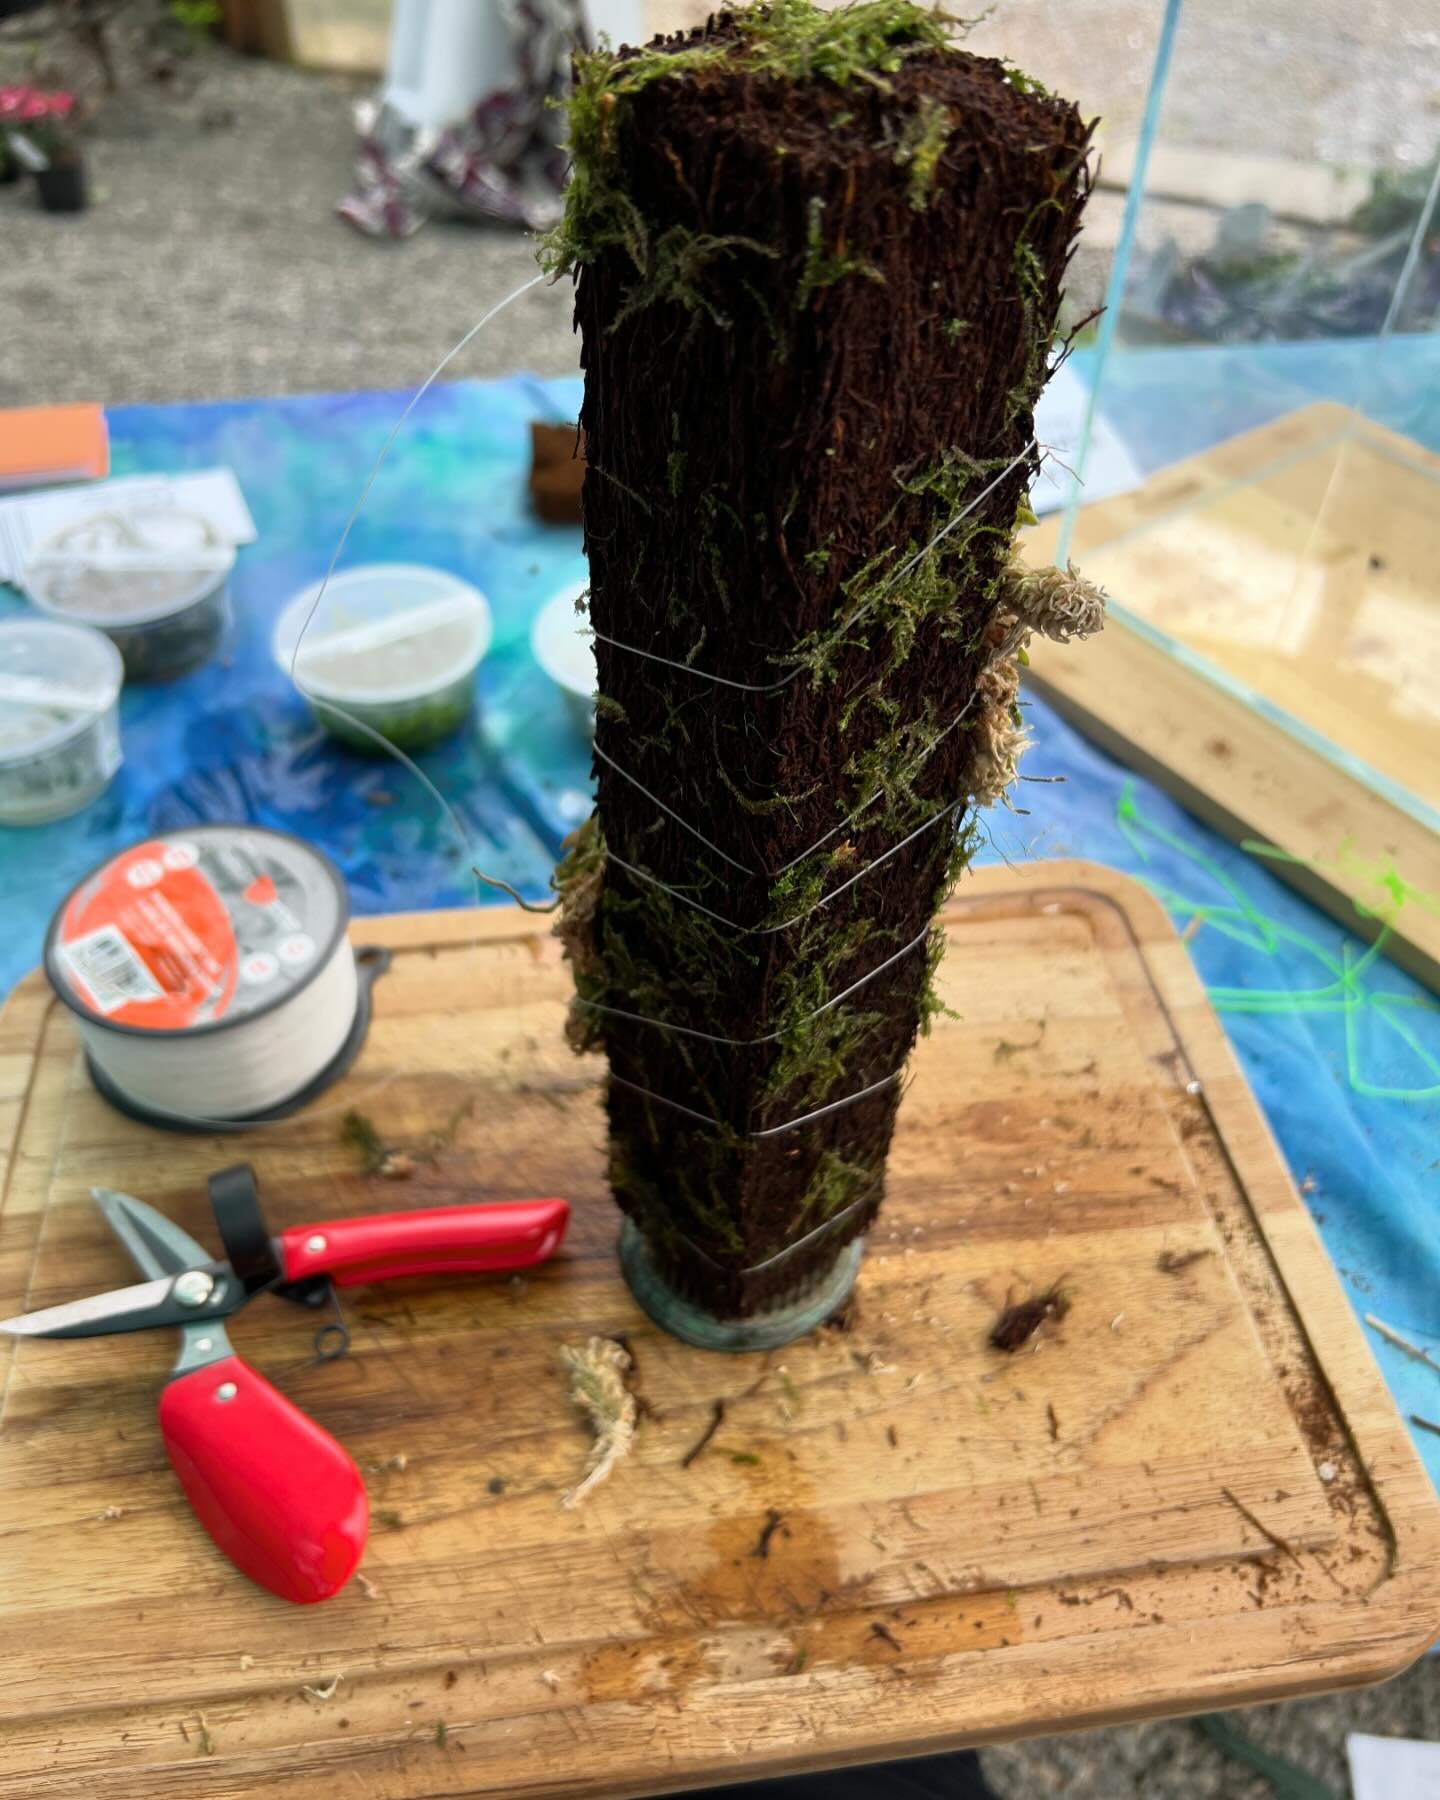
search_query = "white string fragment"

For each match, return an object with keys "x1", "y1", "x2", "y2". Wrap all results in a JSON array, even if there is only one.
[{"x1": 588, "y1": 440, "x2": 1037, "y2": 692}]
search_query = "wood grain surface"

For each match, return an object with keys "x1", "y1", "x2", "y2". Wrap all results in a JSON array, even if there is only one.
[
  {"x1": 1024, "y1": 403, "x2": 1440, "y2": 991},
  {"x1": 1, "y1": 864, "x2": 1435, "y2": 1799}
]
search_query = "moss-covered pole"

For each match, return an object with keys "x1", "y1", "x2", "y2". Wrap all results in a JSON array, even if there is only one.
[{"x1": 552, "y1": 0, "x2": 1102, "y2": 1325}]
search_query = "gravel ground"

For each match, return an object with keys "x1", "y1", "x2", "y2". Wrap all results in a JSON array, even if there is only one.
[
  {"x1": 2, "y1": 10, "x2": 1436, "y2": 1795},
  {"x1": 0, "y1": 39, "x2": 578, "y2": 405}
]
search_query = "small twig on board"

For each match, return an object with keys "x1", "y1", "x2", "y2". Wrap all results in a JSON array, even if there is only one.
[
  {"x1": 1156, "y1": 1248, "x2": 1211, "y2": 1275},
  {"x1": 681, "y1": 1398, "x2": 725, "y2": 1469},
  {"x1": 752, "y1": 1508, "x2": 785, "y2": 1559},
  {"x1": 1410, "y1": 1414, "x2": 1440, "y2": 1439},
  {"x1": 1366, "y1": 1314, "x2": 1440, "y2": 1379},
  {"x1": 1220, "y1": 1487, "x2": 1300, "y2": 1565}
]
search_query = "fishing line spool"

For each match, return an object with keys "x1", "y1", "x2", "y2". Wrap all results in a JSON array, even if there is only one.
[{"x1": 45, "y1": 825, "x2": 389, "y2": 1131}]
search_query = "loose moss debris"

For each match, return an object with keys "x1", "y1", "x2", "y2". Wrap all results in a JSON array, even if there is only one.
[
  {"x1": 989, "y1": 1280, "x2": 1071, "y2": 1352},
  {"x1": 342, "y1": 1109, "x2": 416, "y2": 1180}
]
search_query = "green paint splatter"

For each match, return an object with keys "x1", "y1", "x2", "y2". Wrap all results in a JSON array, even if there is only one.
[{"x1": 1116, "y1": 782, "x2": 1440, "y2": 1101}]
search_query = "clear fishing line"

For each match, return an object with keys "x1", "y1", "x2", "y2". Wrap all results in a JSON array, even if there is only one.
[{"x1": 78, "y1": 271, "x2": 1051, "y2": 1142}]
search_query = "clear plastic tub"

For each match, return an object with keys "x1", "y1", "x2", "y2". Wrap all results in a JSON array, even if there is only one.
[
  {"x1": 0, "y1": 618, "x2": 123, "y2": 825},
  {"x1": 531, "y1": 581, "x2": 595, "y2": 737},
  {"x1": 23, "y1": 506, "x2": 234, "y2": 683},
  {"x1": 273, "y1": 564, "x2": 492, "y2": 755}
]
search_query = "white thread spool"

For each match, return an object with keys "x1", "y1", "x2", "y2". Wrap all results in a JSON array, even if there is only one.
[{"x1": 45, "y1": 826, "x2": 360, "y2": 1124}]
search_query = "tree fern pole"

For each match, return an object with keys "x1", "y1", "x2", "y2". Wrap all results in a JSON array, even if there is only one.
[{"x1": 551, "y1": 0, "x2": 1105, "y2": 1346}]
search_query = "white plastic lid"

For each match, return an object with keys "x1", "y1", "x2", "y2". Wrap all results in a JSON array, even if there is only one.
[
  {"x1": 273, "y1": 564, "x2": 492, "y2": 706},
  {"x1": 0, "y1": 618, "x2": 123, "y2": 765},
  {"x1": 24, "y1": 506, "x2": 235, "y2": 628},
  {"x1": 531, "y1": 582, "x2": 595, "y2": 701}
]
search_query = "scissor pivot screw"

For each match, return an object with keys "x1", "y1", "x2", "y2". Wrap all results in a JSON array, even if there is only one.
[
  {"x1": 173, "y1": 1270, "x2": 215, "y2": 1307},
  {"x1": 305, "y1": 1234, "x2": 328, "y2": 1254},
  {"x1": 214, "y1": 1381, "x2": 238, "y2": 1402}
]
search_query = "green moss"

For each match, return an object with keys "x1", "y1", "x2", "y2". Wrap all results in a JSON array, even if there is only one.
[
  {"x1": 794, "y1": 1147, "x2": 881, "y2": 1227},
  {"x1": 943, "y1": 316, "x2": 971, "y2": 342},
  {"x1": 796, "y1": 195, "x2": 886, "y2": 309},
  {"x1": 918, "y1": 923, "x2": 958, "y2": 1032},
  {"x1": 541, "y1": 0, "x2": 959, "y2": 282},
  {"x1": 716, "y1": 762, "x2": 821, "y2": 816},
  {"x1": 1001, "y1": 60, "x2": 1051, "y2": 98},
  {"x1": 762, "y1": 916, "x2": 887, "y2": 1106},
  {"x1": 841, "y1": 703, "x2": 949, "y2": 829},
  {"x1": 614, "y1": 226, "x2": 779, "y2": 331},
  {"x1": 764, "y1": 838, "x2": 858, "y2": 927},
  {"x1": 892, "y1": 93, "x2": 953, "y2": 210}
]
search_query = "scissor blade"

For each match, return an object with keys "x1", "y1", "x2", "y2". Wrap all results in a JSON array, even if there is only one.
[
  {"x1": 0, "y1": 1267, "x2": 235, "y2": 1339},
  {"x1": 0, "y1": 1275, "x2": 180, "y2": 1339},
  {"x1": 92, "y1": 1188, "x2": 212, "y2": 1281}
]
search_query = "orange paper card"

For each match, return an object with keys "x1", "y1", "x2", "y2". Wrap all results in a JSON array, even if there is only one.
[{"x1": 0, "y1": 403, "x2": 109, "y2": 492}]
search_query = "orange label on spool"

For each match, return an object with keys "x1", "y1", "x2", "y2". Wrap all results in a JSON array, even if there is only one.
[
  {"x1": 52, "y1": 828, "x2": 343, "y2": 1036},
  {"x1": 57, "y1": 839, "x2": 238, "y2": 1029}
]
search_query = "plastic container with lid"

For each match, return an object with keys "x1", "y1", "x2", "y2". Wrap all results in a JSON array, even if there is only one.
[
  {"x1": 23, "y1": 504, "x2": 235, "y2": 683},
  {"x1": 0, "y1": 618, "x2": 123, "y2": 825},
  {"x1": 273, "y1": 563, "x2": 492, "y2": 755},
  {"x1": 531, "y1": 580, "x2": 596, "y2": 738}
]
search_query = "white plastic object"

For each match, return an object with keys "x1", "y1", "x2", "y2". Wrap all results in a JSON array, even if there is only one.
[
  {"x1": 45, "y1": 826, "x2": 358, "y2": 1123},
  {"x1": 531, "y1": 581, "x2": 595, "y2": 737},
  {"x1": 0, "y1": 618, "x2": 123, "y2": 825},
  {"x1": 273, "y1": 563, "x2": 491, "y2": 755},
  {"x1": 382, "y1": 0, "x2": 643, "y2": 135},
  {"x1": 23, "y1": 505, "x2": 235, "y2": 682}
]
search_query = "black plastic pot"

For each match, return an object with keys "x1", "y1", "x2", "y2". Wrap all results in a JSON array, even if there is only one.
[
  {"x1": 36, "y1": 160, "x2": 86, "y2": 213},
  {"x1": 0, "y1": 158, "x2": 19, "y2": 186}
]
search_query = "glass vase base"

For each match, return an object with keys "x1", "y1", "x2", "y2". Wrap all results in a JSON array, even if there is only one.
[{"x1": 618, "y1": 1218, "x2": 863, "y2": 1352}]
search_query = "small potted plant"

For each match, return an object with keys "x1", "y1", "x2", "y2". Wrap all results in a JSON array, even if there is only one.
[{"x1": 4, "y1": 89, "x2": 87, "y2": 214}]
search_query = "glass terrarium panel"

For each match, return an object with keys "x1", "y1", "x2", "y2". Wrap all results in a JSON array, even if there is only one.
[{"x1": 1057, "y1": 0, "x2": 1440, "y2": 823}]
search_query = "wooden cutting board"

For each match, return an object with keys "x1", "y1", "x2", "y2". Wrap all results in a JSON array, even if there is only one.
[{"x1": 1, "y1": 864, "x2": 1435, "y2": 1800}]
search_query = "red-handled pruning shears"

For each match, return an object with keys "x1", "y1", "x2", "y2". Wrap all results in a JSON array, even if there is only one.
[{"x1": 0, "y1": 1168, "x2": 568, "y2": 1605}]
